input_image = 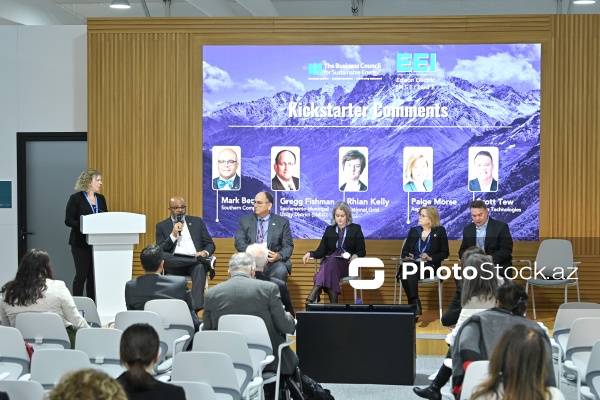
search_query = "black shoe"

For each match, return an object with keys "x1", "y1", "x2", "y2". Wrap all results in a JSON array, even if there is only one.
[
  {"x1": 414, "y1": 298, "x2": 423, "y2": 316},
  {"x1": 413, "y1": 385, "x2": 441, "y2": 400}
]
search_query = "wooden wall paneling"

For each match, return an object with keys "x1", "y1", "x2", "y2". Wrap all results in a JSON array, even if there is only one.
[{"x1": 88, "y1": 15, "x2": 600, "y2": 314}]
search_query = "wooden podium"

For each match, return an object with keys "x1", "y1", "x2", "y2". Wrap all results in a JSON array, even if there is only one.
[{"x1": 81, "y1": 212, "x2": 146, "y2": 324}]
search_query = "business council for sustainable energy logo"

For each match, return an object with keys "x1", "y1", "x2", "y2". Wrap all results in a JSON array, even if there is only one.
[{"x1": 308, "y1": 63, "x2": 323, "y2": 75}]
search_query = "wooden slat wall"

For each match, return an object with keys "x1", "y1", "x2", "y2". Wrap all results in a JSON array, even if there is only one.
[{"x1": 87, "y1": 15, "x2": 600, "y2": 314}]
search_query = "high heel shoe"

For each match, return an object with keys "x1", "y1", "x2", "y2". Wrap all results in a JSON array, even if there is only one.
[{"x1": 306, "y1": 286, "x2": 322, "y2": 304}]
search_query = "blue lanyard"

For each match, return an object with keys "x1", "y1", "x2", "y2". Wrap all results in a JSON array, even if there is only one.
[
  {"x1": 83, "y1": 191, "x2": 98, "y2": 214},
  {"x1": 335, "y1": 225, "x2": 348, "y2": 251},
  {"x1": 418, "y1": 232, "x2": 431, "y2": 254}
]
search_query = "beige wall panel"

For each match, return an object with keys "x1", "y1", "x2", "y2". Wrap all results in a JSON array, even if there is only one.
[{"x1": 89, "y1": 15, "x2": 600, "y2": 315}]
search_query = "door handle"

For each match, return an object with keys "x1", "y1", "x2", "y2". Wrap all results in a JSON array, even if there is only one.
[{"x1": 20, "y1": 227, "x2": 33, "y2": 240}]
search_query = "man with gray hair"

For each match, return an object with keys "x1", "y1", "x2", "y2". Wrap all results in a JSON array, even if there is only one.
[
  {"x1": 247, "y1": 244, "x2": 295, "y2": 317},
  {"x1": 203, "y1": 252, "x2": 297, "y2": 381}
]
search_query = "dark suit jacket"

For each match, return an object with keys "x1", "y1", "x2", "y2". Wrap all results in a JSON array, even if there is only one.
[
  {"x1": 156, "y1": 215, "x2": 216, "y2": 256},
  {"x1": 234, "y1": 213, "x2": 294, "y2": 273},
  {"x1": 65, "y1": 191, "x2": 108, "y2": 248},
  {"x1": 468, "y1": 178, "x2": 498, "y2": 192},
  {"x1": 271, "y1": 176, "x2": 300, "y2": 191},
  {"x1": 117, "y1": 372, "x2": 186, "y2": 400},
  {"x1": 402, "y1": 226, "x2": 450, "y2": 268},
  {"x1": 212, "y1": 174, "x2": 241, "y2": 190},
  {"x1": 255, "y1": 271, "x2": 295, "y2": 317},
  {"x1": 124, "y1": 274, "x2": 200, "y2": 330},
  {"x1": 311, "y1": 223, "x2": 366, "y2": 259},
  {"x1": 203, "y1": 273, "x2": 297, "y2": 374},
  {"x1": 459, "y1": 217, "x2": 513, "y2": 268},
  {"x1": 339, "y1": 180, "x2": 367, "y2": 191}
]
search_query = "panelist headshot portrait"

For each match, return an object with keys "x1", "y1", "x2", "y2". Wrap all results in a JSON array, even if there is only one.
[
  {"x1": 468, "y1": 147, "x2": 498, "y2": 192},
  {"x1": 339, "y1": 148, "x2": 368, "y2": 192},
  {"x1": 271, "y1": 147, "x2": 300, "y2": 191},
  {"x1": 403, "y1": 148, "x2": 433, "y2": 192},
  {"x1": 212, "y1": 146, "x2": 241, "y2": 191}
]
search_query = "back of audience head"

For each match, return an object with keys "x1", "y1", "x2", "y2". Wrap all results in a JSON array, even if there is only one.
[
  {"x1": 120, "y1": 323, "x2": 159, "y2": 389},
  {"x1": 460, "y1": 253, "x2": 499, "y2": 307},
  {"x1": 246, "y1": 244, "x2": 268, "y2": 271},
  {"x1": 140, "y1": 244, "x2": 164, "y2": 272},
  {"x1": 472, "y1": 324, "x2": 549, "y2": 400},
  {"x1": 229, "y1": 252, "x2": 256, "y2": 275},
  {"x1": 1, "y1": 248, "x2": 54, "y2": 306},
  {"x1": 48, "y1": 368, "x2": 127, "y2": 400},
  {"x1": 460, "y1": 246, "x2": 486, "y2": 265},
  {"x1": 495, "y1": 281, "x2": 528, "y2": 316}
]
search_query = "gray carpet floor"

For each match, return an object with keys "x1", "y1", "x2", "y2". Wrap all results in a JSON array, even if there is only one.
[{"x1": 321, "y1": 355, "x2": 580, "y2": 400}]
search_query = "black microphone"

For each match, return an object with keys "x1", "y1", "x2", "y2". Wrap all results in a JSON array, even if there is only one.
[{"x1": 176, "y1": 214, "x2": 183, "y2": 236}]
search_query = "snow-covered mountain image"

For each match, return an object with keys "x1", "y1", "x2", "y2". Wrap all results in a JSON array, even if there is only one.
[{"x1": 202, "y1": 44, "x2": 541, "y2": 241}]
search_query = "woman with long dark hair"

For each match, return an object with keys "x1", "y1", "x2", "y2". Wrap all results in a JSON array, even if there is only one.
[
  {"x1": 1, "y1": 249, "x2": 89, "y2": 347},
  {"x1": 116, "y1": 323, "x2": 185, "y2": 400}
]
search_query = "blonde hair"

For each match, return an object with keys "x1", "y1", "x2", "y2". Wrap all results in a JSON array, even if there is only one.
[
  {"x1": 48, "y1": 368, "x2": 127, "y2": 400},
  {"x1": 404, "y1": 153, "x2": 429, "y2": 181},
  {"x1": 419, "y1": 206, "x2": 440, "y2": 228},
  {"x1": 74, "y1": 168, "x2": 101, "y2": 191}
]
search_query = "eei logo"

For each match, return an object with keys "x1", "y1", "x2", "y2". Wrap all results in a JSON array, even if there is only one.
[
  {"x1": 308, "y1": 63, "x2": 323, "y2": 75},
  {"x1": 349, "y1": 258, "x2": 385, "y2": 290},
  {"x1": 396, "y1": 52, "x2": 437, "y2": 73}
]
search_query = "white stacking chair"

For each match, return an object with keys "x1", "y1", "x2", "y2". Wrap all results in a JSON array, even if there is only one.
[
  {"x1": 550, "y1": 302, "x2": 600, "y2": 389},
  {"x1": 26, "y1": 349, "x2": 91, "y2": 390},
  {"x1": 0, "y1": 326, "x2": 31, "y2": 379},
  {"x1": 522, "y1": 239, "x2": 580, "y2": 319},
  {"x1": 562, "y1": 318, "x2": 600, "y2": 396},
  {"x1": 0, "y1": 380, "x2": 45, "y2": 400},
  {"x1": 72, "y1": 296, "x2": 102, "y2": 327},
  {"x1": 75, "y1": 327, "x2": 125, "y2": 378},
  {"x1": 114, "y1": 310, "x2": 189, "y2": 374},
  {"x1": 580, "y1": 340, "x2": 600, "y2": 400},
  {"x1": 145, "y1": 299, "x2": 195, "y2": 352},
  {"x1": 219, "y1": 314, "x2": 294, "y2": 400},
  {"x1": 15, "y1": 312, "x2": 71, "y2": 350},
  {"x1": 440, "y1": 360, "x2": 490, "y2": 400},
  {"x1": 171, "y1": 381, "x2": 217, "y2": 400},
  {"x1": 171, "y1": 351, "x2": 242, "y2": 400},
  {"x1": 193, "y1": 330, "x2": 263, "y2": 400}
]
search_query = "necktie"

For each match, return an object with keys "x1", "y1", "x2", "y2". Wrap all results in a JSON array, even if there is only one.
[
  {"x1": 257, "y1": 219, "x2": 268, "y2": 244},
  {"x1": 217, "y1": 179, "x2": 233, "y2": 189},
  {"x1": 288, "y1": 184, "x2": 293, "y2": 190}
]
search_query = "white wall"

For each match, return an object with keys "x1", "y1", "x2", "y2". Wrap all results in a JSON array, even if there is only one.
[{"x1": 0, "y1": 25, "x2": 86, "y2": 287}]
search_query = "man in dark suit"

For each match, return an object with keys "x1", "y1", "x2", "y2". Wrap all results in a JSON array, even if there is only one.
[
  {"x1": 203, "y1": 252, "x2": 298, "y2": 390},
  {"x1": 156, "y1": 196, "x2": 216, "y2": 311},
  {"x1": 235, "y1": 191, "x2": 294, "y2": 281},
  {"x1": 271, "y1": 149, "x2": 300, "y2": 191},
  {"x1": 247, "y1": 243, "x2": 295, "y2": 317},
  {"x1": 459, "y1": 199, "x2": 513, "y2": 278},
  {"x1": 125, "y1": 244, "x2": 200, "y2": 331},
  {"x1": 212, "y1": 147, "x2": 241, "y2": 190}
]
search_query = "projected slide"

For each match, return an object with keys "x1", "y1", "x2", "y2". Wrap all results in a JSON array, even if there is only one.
[{"x1": 202, "y1": 44, "x2": 541, "y2": 241}]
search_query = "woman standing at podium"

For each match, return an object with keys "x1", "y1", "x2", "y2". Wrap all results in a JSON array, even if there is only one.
[{"x1": 65, "y1": 168, "x2": 108, "y2": 301}]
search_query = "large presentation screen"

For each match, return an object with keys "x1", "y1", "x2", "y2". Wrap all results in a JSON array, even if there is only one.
[{"x1": 202, "y1": 44, "x2": 541, "y2": 241}]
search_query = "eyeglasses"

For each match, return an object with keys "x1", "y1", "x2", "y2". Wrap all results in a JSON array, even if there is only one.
[
  {"x1": 170, "y1": 205, "x2": 187, "y2": 210},
  {"x1": 418, "y1": 213, "x2": 429, "y2": 218},
  {"x1": 218, "y1": 160, "x2": 237, "y2": 166},
  {"x1": 277, "y1": 162, "x2": 295, "y2": 168},
  {"x1": 252, "y1": 200, "x2": 270, "y2": 205}
]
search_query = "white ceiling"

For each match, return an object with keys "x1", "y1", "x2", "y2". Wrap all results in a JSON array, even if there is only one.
[{"x1": 1, "y1": 0, "x2": 598, "y2": 25}]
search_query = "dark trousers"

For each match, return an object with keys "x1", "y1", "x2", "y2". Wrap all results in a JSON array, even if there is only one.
[
  {"x1": 162, "y1": 253, "x2": 208, "y2": 310},
  {"x1": 441, "y1": 282, "x2": 462, "y2": 327},
  {"x1": 71, "y1": 246, "x2": 95, "y2": 301}
]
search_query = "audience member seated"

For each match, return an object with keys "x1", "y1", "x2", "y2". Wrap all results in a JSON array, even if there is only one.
[
  {"x1": 116, "y1": 323, "x2": 186, "y2": 400},
  {"x1": 125, "y1": 244, "x2": 200, "y2": 331},
  {"x1": 451, "y1": 281, "x2": 556, "y2": 396},
  {"x1": 302, "y1": 201, "x2": 366, "y2": 304},
  {"x1": 247, "y1": 243, "x2": 295, "y2": 317},
  {"x1": 49, "y1": 368, "x2": 127, "y2": 400},
  {"x1": 471, "y1": 323, "x2": 565, "y2": 400},
  {"x1": 413, "y1": 251, "x2": 498, "y2": 400},
  {"x1": 203, "y1": 252, "x2": 297, "y2": 400},
  {"x1": 1, "y1": 248, "x2": 89, "y2": 348}
]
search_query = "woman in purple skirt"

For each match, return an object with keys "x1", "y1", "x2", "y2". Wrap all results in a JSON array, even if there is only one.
[{"x1": 302, "y1": 201, "x2": 366, "y2": 303}]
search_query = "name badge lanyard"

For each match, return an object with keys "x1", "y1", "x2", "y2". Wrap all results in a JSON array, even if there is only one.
[
  {"x1": 257, "y1": 218, "x2": 268, "y2": 244},
  {"x1": 418, "y1": 233, "x2": 431, "y2": 256},
  {"x1": 335, "y1": 226, "x2": 348, "y2": 252},
  {"x1": 83, "y1": 191, "x2": 98, "y2": 214}
]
